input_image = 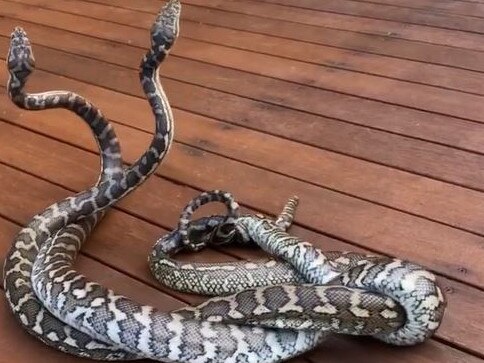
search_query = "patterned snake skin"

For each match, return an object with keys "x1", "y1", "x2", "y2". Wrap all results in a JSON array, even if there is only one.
[
  {"x1": 150, "y1": 192, "x2": 341, "y2": 295},
  {"x1": 4, "y1": 1, "x2": 446, "y2": 361},
  {"x1": 3, "y1": 0, "x2": 179, "y2": 359},
  {"x1": 150, "y1": 191, "x2": 447, "y2": 346},
  {"x1": 10, "y1": 2, "x2": 325, "y2": 362},
  {"x1": 4, "y1": 28, "x2": 137, "y2": 361}
]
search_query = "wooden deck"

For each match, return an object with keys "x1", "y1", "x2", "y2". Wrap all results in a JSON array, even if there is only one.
[{"x1": 0, "y1": 0, "x2": 483, "y2": 362}]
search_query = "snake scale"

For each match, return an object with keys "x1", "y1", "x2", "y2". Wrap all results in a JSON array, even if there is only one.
[
  {"x1": 150, "y1": 191, "x2": 446, "y2": 346},
  {"x1": 6, "y1": 2, "x2": 324, "y2": 362},
  {"x1": 5, "y1": 27, "x2": 138, "y2": 362},
  {"x1": 3, "y1": 0, "x2": 446, "y2": 362},
  {"x1": 4, "y1": 0, "x2": 179, "y2": 359}
]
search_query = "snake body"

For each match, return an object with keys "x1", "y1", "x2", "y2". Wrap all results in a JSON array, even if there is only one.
[
  {"x1": 4, "y1": 1, "x2": 446, "y2": 360},
  {"x1": 150, "y1": 193, "x2": 309, "y2": 295},
  {"x1": 4, "y1": 27, "x2": 137, "y2": 360},
  {"x1": 150, "y1": 191, "x2": 447, "y2": 346},
  {"x1": 3, "y1": 0, "x2": 178, "y2": 358},
  {"x1": 11, "y1": 2, "x2": 325, "y2": 362}
]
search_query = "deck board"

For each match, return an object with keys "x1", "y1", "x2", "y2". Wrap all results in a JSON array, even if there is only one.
[
  {"x1": 5, "y1": 0, "x2": 484, "y2": 96},
  {"x1": 256, "y1": 0, "x2": 484, "y2": 33},
  {"x1": 4, "y1": 38, "x2": 484, "y2": 189},
  {"x1": 161, "y1": 0, "x2": 484, "y2": 50},
  {"x1": 0, "y1": 0, "x2": 483, "y2": 361},
  {"x1": 283, "y1": 0, "x2": 484, "y2": 19}
]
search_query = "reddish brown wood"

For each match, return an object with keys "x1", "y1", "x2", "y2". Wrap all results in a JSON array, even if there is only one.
[
  {"x1": 180, "y1": 0, "x2": 484, "y2": 51},
  {"x1": 81, "y1": 0, "x2": 484, "y2": 71},
  {"x1": 2, "y1": 36, "x2": 484, "y2": 192},
  {"x1": 2, "y1": 105, "x2": 484, "y2": 289},
  {"x1": 7, "y1": 0, "x2": 484, "y2": 73},
  {"x1": 323, "y1": 0, "x2": 484, "y2": 18},
  {"x1": 0, "y1": 0, "x2": 482, "y2": 361},
  {"x1": 4, "y1": 1, "x2": 484, "y2": 122},
  {"x1": 4, "y1": 0, "x2": 484, "y2": 96},
  {"x1": 0, "y1": 142, "x2": 482, "y2": 359},
  {"x1": 0, "y1": 68, "x2": 483, "y2": 257},
  {"x1": 56, "y1": 0, "x2": 484, "y2": 50},
  {"x1": 0, "y1": 18, "x2": 483, "y2": 157},
  {"x1": 258, "y1": 0, "x2": 484, "y2": 33},
  {"x1": 1, "y1": 116, "x2": 484, "y2": 352}
]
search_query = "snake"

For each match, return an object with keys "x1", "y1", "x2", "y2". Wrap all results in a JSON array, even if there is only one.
[
  {"x1": 4, "y1": 27, "x2": 137, "y2": 361},
  {"x1": 24, "y1": 2, "x2": 391, "y2": 360},
  {"x1": 9, "y1": 2, "x2": 326, "y2": 362},
  {"x1": 5, "y1": 1, "x2": 445, "y2": 360},
  {"x1": 149, "y1": 192, "x2": 339, "y2": 296},
  {"x1": 3, "y1": 0, "x2": 179, "y2": 359},
  {"x1": 149, "y1": 190, "x2": 447, "y2": 346},
  {"x1": 31, "y1": 187, "x2": 444, "y2": 363}
]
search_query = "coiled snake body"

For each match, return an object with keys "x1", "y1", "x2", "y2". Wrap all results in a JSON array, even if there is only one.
[
  {"x1": 4, "y1": 1, "x2": 446, "y2": 361},
  {"x1": 7, "y1": 2, "x2": 324, "y2": 362},
  {"x1": 3, "y1": 0, "x2": 178, "y2": 359},
  {"x1": 150, "y1": 191, "x2": 447, "y2": 346}
]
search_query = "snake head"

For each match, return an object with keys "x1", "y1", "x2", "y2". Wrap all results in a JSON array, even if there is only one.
[
  {"x1": 150, "y1": 0, "x2": 181, "y2": 54},
  {"x1": 208, "y1": 222, "x2": 238, "y2": 246},
  {"x1": 7, "y1": 27, "x2": 35, "y2": 81}
]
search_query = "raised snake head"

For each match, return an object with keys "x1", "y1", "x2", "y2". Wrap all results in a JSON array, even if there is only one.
[
  {"x1": 7, "y1": 27, "x2": 35, "y2": 82},
  {"x1": 151, "y1": 0, "x2": 181, "y2": 53}
]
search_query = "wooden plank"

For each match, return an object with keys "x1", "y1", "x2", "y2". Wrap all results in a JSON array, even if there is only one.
[
  {"x1": 338, "y1": 0, "x2": 484, "y2": 18},
  {"x1": 307, "y1": 335, "x2": 484, "y2": 363},
  {"x1": 2, "y1": 18, "x2": 484, "y2": 159},
  {"x1": 2, "y1": 37, "x2": 484, "y2": 193},
  {"x1": 8, "y1": 1, "x2": 484, "y2": 76},
  {"x1": 155, "y1": 3, "x2": 484, "y2": 73},
  {"x1": 0, "y1": 29, "x2": 483, "y2": 288},
  {"x1": 0, "y1": 0, "x2": 482, "y2": 361},
  {"x1": 95, "y1": 0, "x2": 484, "y2": 20},
  {"x1": 2, "y1": 70, "x2": 484, "y2": 240},
  {"x1": 173, "y1": 23, "x2": 484, "y2": 96},
  {"x1": 4, "y1": 2, "x2": 484, "y2": 97},
  {"x1": 0, "y1": 61, "x2": 484, "y2": 288},
  {"x1": 171, "y1": 39, "x2": 484, "y2": 120},
  {"x1": 179, "y1": 0, "x2": 484, "y2": 51},
  {"x1": 6, "y1": 0, "x2": 484, "y2": 123},
  {"x1": 0, "y1": 152, "x2": 482, "y2": 359},
  {"x1": 1, "y1": 34, "x2": 484, "y2": 192},
  {"x1": 1, "y1": 112, "x2": 484, "y2": 294},
  {"x1": 0, "y1": 1, "x2": 482, "y2": 360},
  {"x1": 258, "y1": 0, "x2": 484, "y2": 33},
  {"x1": 80, "y1": 0, "x2": 484, "y2": 52},
  {"x1": 83, "y1": 0, "x2": 484, "y2": 73}
]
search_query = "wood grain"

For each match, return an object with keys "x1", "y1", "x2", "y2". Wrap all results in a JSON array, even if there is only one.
[{"x1": 0, "y1": 0, "x2": 482, "y2": 361}]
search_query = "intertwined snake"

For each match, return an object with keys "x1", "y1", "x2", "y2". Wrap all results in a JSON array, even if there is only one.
[
  {"x1": 5, "y1": 2, "x2": 323, "y2": 362},
  {"x1": 3, "y1": 1, "x2": 446, "y2": 362},
  {"x1": 3, "y1": 0, "x2": 179, "y2": 359},
  {"x1": 150, "y1": 191, "x2": 447, "y2": 346}
]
